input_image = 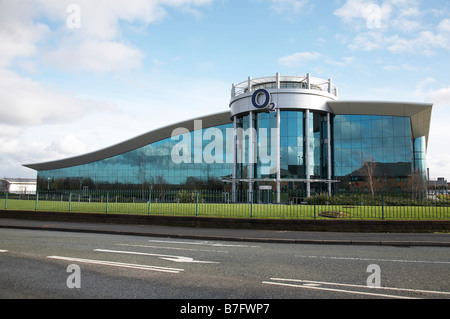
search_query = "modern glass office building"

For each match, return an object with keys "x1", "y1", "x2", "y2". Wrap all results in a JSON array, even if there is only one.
[{"x1": 24, "y1": 73, "x2": 432, "y2": 202}]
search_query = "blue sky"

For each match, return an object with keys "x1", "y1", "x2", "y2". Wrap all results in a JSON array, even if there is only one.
[{"x1": 1, "y1": 0, "x2": 449, "y2": 180}]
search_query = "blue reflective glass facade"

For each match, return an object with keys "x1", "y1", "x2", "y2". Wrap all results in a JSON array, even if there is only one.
[
  {"x1": 38, "y1": 123, "x2": 233, "y2": 190},
  {"x1": 333, "y1": 115, "x2": 413, "y2": 178},
  {"x1": 236, "y1": 110, "x2": 310, "y2": 178},
  {"x1": 36, "y1": 113, "x2": 427, "y2": 194},
  {"x1": 333, "y1": 115, "x2": 416, "y2": 192},
  {"x1": 280, "y1": 111, "x2": 305, "y2": 179},
  {"x1": 234, "y1": 110, "x2": 330, "y2": 195},
  {"x1": 413, "y1": 136, "x2": 427, "y2": 175}
]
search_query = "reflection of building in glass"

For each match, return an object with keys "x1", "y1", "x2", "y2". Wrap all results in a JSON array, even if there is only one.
[{"x1": 24, "y1": 73, "x2": 432, "y2": 202}]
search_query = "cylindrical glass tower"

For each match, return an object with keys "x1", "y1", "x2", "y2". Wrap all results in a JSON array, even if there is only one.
[{"x1": 229, "y1": 73, "x2": 338, "y2": 203}]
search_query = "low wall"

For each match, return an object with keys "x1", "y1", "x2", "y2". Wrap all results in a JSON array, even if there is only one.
[{"x1": 1, "y1": 210, "x2": 449, "y2": 233}]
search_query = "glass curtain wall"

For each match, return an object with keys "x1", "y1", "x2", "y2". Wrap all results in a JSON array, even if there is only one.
[
  {"x1": 235, "y1": 110, "x2": 330, "y2": 196},
  {"x1": 38, "y1": 123, "x2": 233, "y2": 191},
  {"x1": 333, "y1": 114, "x2": 413, "y2": 192},
  {"x1": 413, "y1": 136, "x2": 427, "y2": 176}
]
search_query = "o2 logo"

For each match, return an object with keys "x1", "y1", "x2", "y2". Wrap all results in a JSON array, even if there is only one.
[{"x1": 252, "y1": 89, "x2": 276, "y2": 112}]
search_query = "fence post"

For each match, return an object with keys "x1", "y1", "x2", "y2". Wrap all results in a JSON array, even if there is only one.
[
  {"x1": 35, "y1": 192, "x2": 39, "y2": 211},
  {"x1": 381, "y1": 192, "x2": 384, "y2": 220},
  {"x1": 250, "y1": 191, "x2": 253, "y2": 219},
  {"x1": 4, "y1": 192, "x2": 7, "y2": 210},
  {"x1": 148, "y1": 190, "x2": 152, "y2": 215},
  {"x1": 313, "y1": 191, "x2": 316, "y2": 220},
  {"x1": 106, "y1": 192, "x2": 109, "y2": 214},
  {"x1": 196, "y1": 191, "x2": 199, "y2": 217},
  {"x1": 69, "y1": 193, "x2": 72, "y2": 212}
]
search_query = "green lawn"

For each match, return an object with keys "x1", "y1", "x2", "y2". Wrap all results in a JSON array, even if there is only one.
[{"x1": 1, "y1": 198, "x2": 449, "y2": 220}]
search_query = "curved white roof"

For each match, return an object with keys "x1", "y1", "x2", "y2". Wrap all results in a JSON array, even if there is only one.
[{"x1": 24, "y1": 111, "x2": 232, "y2": 171}]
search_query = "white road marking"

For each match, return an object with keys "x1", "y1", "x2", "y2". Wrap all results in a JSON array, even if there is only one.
[
  {"x1": 262, "y1": 280, "x2": 416, "y2": 299},
  {"x1": 116, "y1": 243, "x2": 228, "y2": 254},
  {"x1": 94, "y1": 249, "x2": 219, "y2": 264},
  {"x1": 0, "y1": 250, "x2": 8, "y2": 253},
  {"x1": 148, "y1": 239, "x2": 260, "y2": 248},
  {"x1": 264, "y1": 278, "x2": 450, "y2": 297},
  {"x1": 295, "y1": 255, "x2": 450, "y2": 265},
  {"x1": 47, "y1": 256, "x2": 184, "y2": 273}
]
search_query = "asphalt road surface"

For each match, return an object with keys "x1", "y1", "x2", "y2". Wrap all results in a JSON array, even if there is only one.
[{"x1": 1, "y1": 227, "x2": 449, "y2": 306}]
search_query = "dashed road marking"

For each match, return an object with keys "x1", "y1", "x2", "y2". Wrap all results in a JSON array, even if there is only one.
[
  {"x1": 148, "y1": 239, "x2": 260, "y2": 248},
  {"x1": 116, "y1": 243, "x2": 228, "y2": 254},
  {"x1": 94, "y1": 248, "x2": 220, "y2": 264},
  {"x1": 263, "y1": 278, "x2": 450, "y2": 298},
  {"x1": 262, "y1": 279, "x2": 416, "y2": 299},
  {"x1": 295, "y1": 255, "x2": 450, "y2": 264},
  {"x1": 47, "y1": 255, "x2": 184, "y2": 273}
]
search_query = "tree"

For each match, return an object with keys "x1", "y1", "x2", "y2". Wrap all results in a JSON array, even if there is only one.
[
  {"x1": 362, "y1": 155, "x2": 376, "y2": 198},
  {"x1": 410, "y1": 169, "x2": 426, "y2": 200}
]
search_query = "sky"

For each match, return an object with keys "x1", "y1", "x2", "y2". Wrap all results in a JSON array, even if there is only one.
[{"x1": 1, "y1": 0, "x2": 449, "y2": 181}]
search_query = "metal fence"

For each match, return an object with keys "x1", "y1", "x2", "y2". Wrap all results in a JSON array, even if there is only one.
[{"x1": 1, "y1": 190, "x2": 449, "y2": 220}]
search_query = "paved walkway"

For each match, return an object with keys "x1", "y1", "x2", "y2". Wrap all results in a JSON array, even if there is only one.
[{"x1": 0, "y1": 218, "x2": 449, "y2": 247}]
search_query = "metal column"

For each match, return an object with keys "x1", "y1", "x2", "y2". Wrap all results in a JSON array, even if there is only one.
[
  {"x1": 327, "y1": 112, "x2": 332, "y2": 196},
  {"x1": 232, "y1": 116, "x2": 237, "y2": 203},
  {"x1": 305, "y1": 109, "x2": 310, "y2": 197},
  {"x1": 276, "y1": 108, "x2": 281, "y2": 204},
  {"x1": 248, "y1": 111, "x2": 254, "y2": 198}
]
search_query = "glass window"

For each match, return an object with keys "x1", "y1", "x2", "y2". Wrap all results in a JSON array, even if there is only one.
[{"x1": 333, "y1": 114, "x2": 414, "y2": 190}]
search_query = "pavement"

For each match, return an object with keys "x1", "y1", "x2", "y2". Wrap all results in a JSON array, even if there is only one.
[{"x1": 0, "y1": 218, "x2": 449, "y2": 247}]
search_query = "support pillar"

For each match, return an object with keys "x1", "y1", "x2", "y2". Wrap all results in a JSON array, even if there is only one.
[
  {"x1": 327, "y1": 112, "x2": 332, "y2": 196},
  {"x1": 276, "y1": 108, "x2": 281, "y2": 204},
  {"x1": 248, "y1": 111, "x2": 254, "y2": 198},
  {"x1": 232, "y1": 116, "x2": 237, "y2": 203},
  {"x1": 305, "y1": 109, "x2": 311, "y2": 197}
]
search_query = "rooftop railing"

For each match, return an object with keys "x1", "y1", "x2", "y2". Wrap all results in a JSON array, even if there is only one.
[{"x1": 231, "y1": 73, "x2": 338, "y2": 98}]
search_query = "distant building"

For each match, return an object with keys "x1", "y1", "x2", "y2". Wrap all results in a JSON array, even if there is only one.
[
  {"x1": 0, "y1": 178, "x2": 36, "y2": 194},
  {"x1": 428, "y1": 177, "x2": 448, "y2": 192}
]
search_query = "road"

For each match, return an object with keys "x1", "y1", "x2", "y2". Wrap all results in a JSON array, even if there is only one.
[{"x1": 1, "y1": 227, "x2": 449, "y2": 306}]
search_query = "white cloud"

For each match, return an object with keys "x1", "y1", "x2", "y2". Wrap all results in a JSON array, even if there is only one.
[
  {"x1": 29, "y1": 0, "x2": 214, "y2": 74},
  {"x1": 44, "y1": 39, "x2": 145, "y2": 74},
  {"x1": 333, "y1": 0, "x2": 392, "y2": 30},
  {"x1": 427, "y1": 117, "x2": 450, "y2": 180},
  {"x1": 347, "y1": 31, "x2": 385, "y2": 51},
  {"x1": 334, "y1": 1, "x2": 450, "y2": 55},
  {"x1": 277, "y1": 51, "x2": 321, "y2": 67},
  {"x1": 45, "y1": 134, "x2": 89, "y2": 157},
  {"x1": 413, "y1": 82, "x2": 450, "y2": 180},
  {"x1": 424, "y1": 85, "x2": 450, "y2": 109},
  {"x1": 438, "y1": 18, "x2": 450, "y2": 32},
  {"x1": 0, "y1": 0, "x2": 215, "y2": 178},
  {"x1": 0, "y1": 69, "x2": 114, "y2": 127},
  {"x1": 343, "y1": 21, "x2": 450, "y2": 54},
  {"x1": 382, "y1": 63, "x2": 417, "y2": 72},
  {"x1": 271, "y1": 0, "x2": 309, "y2": 14},
  {"x1": 0, "y1": 1, "x2": 50, "y2": 68}
]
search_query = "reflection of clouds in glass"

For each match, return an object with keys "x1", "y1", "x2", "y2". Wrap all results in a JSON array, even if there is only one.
[
  {"x1": 39, "y1": 123, "x2": 233, "y2": 186},
  {"x1": 334, "y1": 115, "x2": 413, "y2": 177}
]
